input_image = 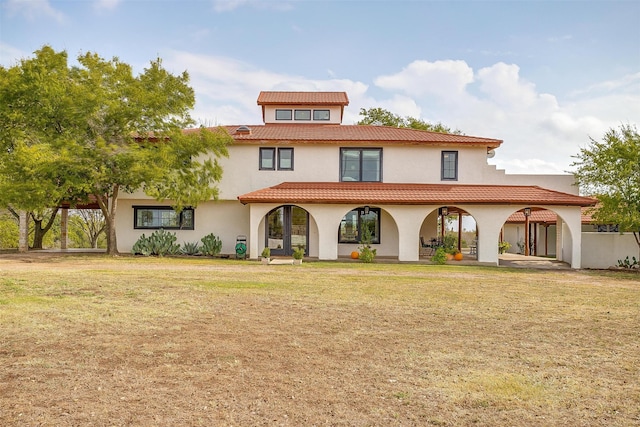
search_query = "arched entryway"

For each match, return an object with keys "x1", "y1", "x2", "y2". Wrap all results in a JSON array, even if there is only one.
[{"x1": 265, "y1": 205, "x2": 309, "y2": 256}]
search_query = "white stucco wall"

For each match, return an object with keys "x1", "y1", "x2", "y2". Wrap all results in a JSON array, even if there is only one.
[{"x1": 581, "y1": 233, "x2": 639, "y2": 269}]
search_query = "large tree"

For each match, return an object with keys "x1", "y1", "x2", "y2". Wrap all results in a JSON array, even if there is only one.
[
  {"x1": 572, "y1": 124, "x2": 640, "y2": 256},
  {"x1": 357, "y1": 107, "x2": 462, "y2": 134},
  {"x1": 0, "y1": 46, "x2": 232, "y2": 254},
  {"x1": 0, "y1": 47, "x2": 91, "y2": 248}
]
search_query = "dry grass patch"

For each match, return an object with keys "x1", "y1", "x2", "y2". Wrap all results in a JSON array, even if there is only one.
[{"x1": 0, "y1": 254, "x2": 639, "y2": 426}]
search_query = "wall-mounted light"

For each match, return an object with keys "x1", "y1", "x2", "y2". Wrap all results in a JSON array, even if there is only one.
[
  {"x1": 441, "y1": 206, "x2": 448, "y2": 216},
  {"x1": 364, "y1": 205, "x2": 370, "y2": 215},
  {"x1": 523, "y1": 207, "x2": 531, "y2": 217}
]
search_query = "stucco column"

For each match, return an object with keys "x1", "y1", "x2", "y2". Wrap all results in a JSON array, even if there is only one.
[
  {"x1": 60, "y1": 207, "x2": 68, "y2": 250},
  {"x1": 556, "y1": 216, "x2": 564, "y2": 262},
  {"x1": 386, "y1": 206, "x2": 423, "y2": 262},
  {"x1": 18, "y1": 210, "x2": 28, "y2": 252}
]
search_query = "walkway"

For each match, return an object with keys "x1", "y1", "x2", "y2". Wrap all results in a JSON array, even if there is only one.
[{"x1": 498, "y1": 253, "x2": 571, "y2": 270}]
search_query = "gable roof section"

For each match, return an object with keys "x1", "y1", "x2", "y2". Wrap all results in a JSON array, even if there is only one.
[
  {"x1": 257, "y1": 91, "x2": 349, "y2": 106},
  {"x1": 238, "y1": 182, "x2": 597, "y2": 206},
  {"x1": 506, "y1": 207, "x2": 597, "y2": 224},
  {"x1": 225, "y1": 124, "x2": 502, "y2": 148}
]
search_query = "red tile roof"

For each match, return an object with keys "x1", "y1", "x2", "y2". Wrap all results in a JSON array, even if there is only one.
[
  {"x1": 257, "y1": 91, "x2": 349, "y2": 106},
  {"x1": 506, "y1": 207, "x2": 597, "y2": 224},
  {"x1": 223, "y1": 124, "x2": 502, "y2": 148},
  {"x1": 238, "y1": 182, "x2": 597, "y2": 206}
]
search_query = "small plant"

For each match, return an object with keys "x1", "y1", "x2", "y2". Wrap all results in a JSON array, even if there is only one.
[
  {"x1": 181, "y1": 241, "x2": 200, "y2": 256},
  {"x1": 293, "y1": 246, "x2": 305, "y2": 260},
  {"x1": 132, "y1": 229, "x2": 180, "y2": 256},
  {"x1": 442, "y1": 234, "x2": 457, "y2": 254},
  {"x1": 358, "y1": 223, "x2": 377, "y2": 263},
  {"x1": 431, "y1": 247, "x2": 447, "y2": 265},
  {"x1": 498, "y1": 241, "x2": 511, "y2": 254},
  {"x1": 200, "y1": 233, "x2": 222, "y2": 256},
  {"x1": 261, "y1": 247, "x2": 271, "y2": 259},
  {"x1": 516, "y1": 239, "x2": 525, "y2": 254},
  {"x1": 617, "y1": 256, "x2": 639, "y2": 269}
]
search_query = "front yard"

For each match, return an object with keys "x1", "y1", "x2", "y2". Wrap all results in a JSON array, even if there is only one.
[{"x1": 1, "y1": 254, "x2": 638, "y2": 426}]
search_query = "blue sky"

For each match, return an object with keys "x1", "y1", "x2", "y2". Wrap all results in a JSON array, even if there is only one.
[{"x1": 2, "y1": 0, "x2": 639, "y2": 174}]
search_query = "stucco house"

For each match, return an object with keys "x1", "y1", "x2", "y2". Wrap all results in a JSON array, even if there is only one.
[{"x1": 115, "y1": 91, "x2": 596, "y2": 268}]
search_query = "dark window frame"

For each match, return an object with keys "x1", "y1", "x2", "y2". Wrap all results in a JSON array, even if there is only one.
[
  {"x1": 275, "y1": 109, "x2": 292, "y2": 120},
  {"x1": 441, "y1": 150, "x2": 458, "y2": 181},
  {"x1": 133, "y1": 206, "x2": 195, "y2": 230},
  {"x1": 259, "y1": 147, "x2": 276, "y2": 170},
  {"x1": 338, "y1": 207, "x2": 381, "y2": 244},
  {"x1": 294, "y1": 109, "x2": 311, "y2": 121},
  {"x1": 340, "y1": 148, "x2": 383, "y2": 182},
  {"x1": 313, "y1": 109, "x2": 330, "y2": 121},
  {"x1": 277, "y1": 147, "x2": 294, "y2": 171}
]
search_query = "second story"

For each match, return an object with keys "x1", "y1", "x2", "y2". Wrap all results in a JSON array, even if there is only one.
[{"x1": 124, "y1": 90, "x2": 578, "y2": 201}]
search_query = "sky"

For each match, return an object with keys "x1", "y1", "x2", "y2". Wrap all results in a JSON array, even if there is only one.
[{"x1": 1, "y1": 0, "x2": 639, "y2": 174}]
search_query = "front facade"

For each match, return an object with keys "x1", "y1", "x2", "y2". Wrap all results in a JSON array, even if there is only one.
[{"x1": 116, "y1": 91, "x2": 595, "y2": 268}]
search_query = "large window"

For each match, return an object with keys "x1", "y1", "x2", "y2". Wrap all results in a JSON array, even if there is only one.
[
  {"x1": 340, "y1": 148, "x2": 382, "y2": 182},
  {"x1": 441, "y1": 151, "x2": 458, "y2": 181},
  {"x1": 260, "y1": 147, "x2": 294, "y2": 170},
  {"x1": 338, "y1": 207, "x2": 380, "y2": 244},
  {"x1": 134, "y1": 206, "x2": 194, "y2": 230}
]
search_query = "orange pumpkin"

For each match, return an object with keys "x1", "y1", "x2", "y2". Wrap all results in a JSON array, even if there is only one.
[
  {"x1": 351, "y1": 251, "x2": 359, "y2": 259},
  {"x1": 454, "y1": 252, "x2": 464, "y2": 261}
]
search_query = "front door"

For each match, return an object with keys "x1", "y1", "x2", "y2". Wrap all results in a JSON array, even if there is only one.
[{"x1": 266, "y1": 205, "x2": 308, "y2": 256}]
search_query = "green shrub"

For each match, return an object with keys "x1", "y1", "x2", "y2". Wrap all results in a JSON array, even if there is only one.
[
  {"x1": 498, "y1": 241, "x2": 511, "y2": 254},
  {"x1": 181, "y1": 241, "x2": 201, "y2": 256},
  {"x1": 293, "y1": 246, "x2": 305, "y2": 260},
  {"x1": 200, "y1": 233, "x2": 222, "y2": 256},
  {"x1": 358, "y1": 224, "x2": 377, "y2": 263},
  {"x1": 261, "y1": 247, "x2": 271, "y2": 258},
  {"x1": 132, "y1": 229, "x2": 180, "y2": 256},
  {"x1": 431, "y1": 247, "x2": 447, "y2": 265}
]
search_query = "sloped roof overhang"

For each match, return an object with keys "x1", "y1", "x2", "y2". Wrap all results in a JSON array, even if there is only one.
[{"x1": 238, "y1": 182, "x2": 597, "y2": 207}]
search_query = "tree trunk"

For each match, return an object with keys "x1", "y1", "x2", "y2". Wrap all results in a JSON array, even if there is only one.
[
  {"x1": 30, "y1": 208, "x2": 59, "y2": 249},
  {"x1": 97, "y1": 185, "x2": 119, "y2": 256}
]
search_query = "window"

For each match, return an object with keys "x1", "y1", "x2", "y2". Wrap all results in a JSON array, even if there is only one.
[
  {"x1": 294, "y1": 109, "x2": 311, "y2": 120},
  {"x1": 441, "y1": 151, "x2": 458, "y2": 181},
  {"x1": 339, "y1": 207, "x2": 380, "y2": 244},
  {"x1": 313, "y1": 109, "x2": 330, "y2": 121},
  {"x1": 259, "y1": 147, "x2": 276, "y2": 170},
  {"x1": 260, "y1": 147, "x2": 294, "y2": 170},
  {"x1": 278, "y1": 148, "x2": 294, "y2": 170},
  {"x1": 134, "y1": 206, "x2": 194, "y2": 230},
  {"x1": 340, "y1": 148, "x2": 382, "y2": 182},
  {"x1": 275, "y1": 109, "x2": 292, "y2": 120}
]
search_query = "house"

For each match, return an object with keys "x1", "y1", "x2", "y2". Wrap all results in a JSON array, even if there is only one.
[{"x1": 115, "y1": 91, "x2": 596, "y2": 268}]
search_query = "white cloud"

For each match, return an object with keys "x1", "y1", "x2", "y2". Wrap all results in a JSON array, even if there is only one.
[
  {"x1": 3, "y1": 0, "x2": 65, "y2": 23},
  {"x1": 0, "y1": 42, "x2": 28, "y2": 67},
  {"x1": 94, "y1": 0, "x2": 122, "y2": 11},
  {"x1": 374, "y1": 59, "x2": 474, "y2": 98},
  {"x1": 211, "y1": 0, "x2": 293, "y2": 13}
]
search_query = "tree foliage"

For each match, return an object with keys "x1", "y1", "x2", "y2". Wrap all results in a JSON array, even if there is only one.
[
  {"x1": 357, "y1": 107, "x2": 462, "y2": 134},
  {"x1": 571, "y1": 124, "x2": 640, "y2": 252},
  {"x1": 0, "y1": 46, "x2": 232, "y2": 255}
]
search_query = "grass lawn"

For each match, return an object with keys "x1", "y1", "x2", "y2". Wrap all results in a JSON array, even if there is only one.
[{"x1": 1, "y1": 254, "x2": 639, "y2": 426}]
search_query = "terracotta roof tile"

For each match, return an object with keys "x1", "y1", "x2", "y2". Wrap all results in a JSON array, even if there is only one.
[
  {"x1": 224, "y1": 124, "x2": 502, "y2": 148},
  {"x1": 507, "y1": 207, "x2": 598, "y2": 224},
  {"x1": 238, "y1": 182, "x2": 597, "y2": 206},
  {"x1": 257, "y1": 91, "x2": 349, "y2": 106}
]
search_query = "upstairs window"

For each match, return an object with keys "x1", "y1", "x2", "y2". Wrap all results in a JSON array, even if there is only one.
[
  {"x1": 294, "y1": 109, "x2": 311, "y2": 120},
  {"x1": 340, "y1": 148, "x2": 382, "y2": 182},
  {"x1": 441, "y1": 151, "x2": 458, "y2": 181},
  {"x1": 313, "y1": 110, "x2": 330, "y2": 121},
  {"x1": 134, "y1": 206, "x2": 194, "y2": 230},
  {"x1": 275, "y1": 109, "x2": 292, "y2": 120},
  {"x1": 259, "y1": 147, "x2": 276, "y2": 170},
  {"x1": 260, "y1": 147, "x2": 294, "y2": 171}
]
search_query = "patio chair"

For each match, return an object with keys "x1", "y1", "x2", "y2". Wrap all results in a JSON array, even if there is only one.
[{"x1": 420, "y1": 236, "x2": 435, "y2": 256}]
